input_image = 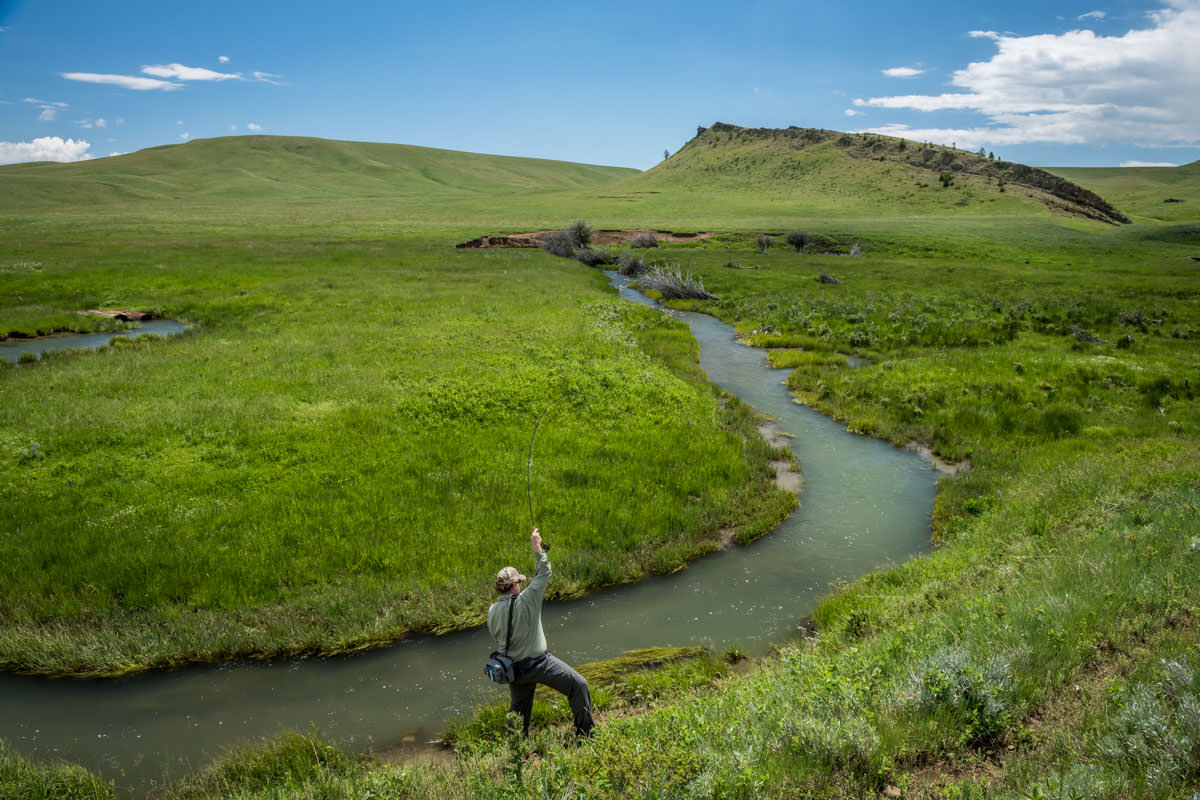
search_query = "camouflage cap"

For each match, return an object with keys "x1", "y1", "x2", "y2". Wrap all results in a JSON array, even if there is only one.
[{"x1": 495, "y1": 566, "x2": 527, "y2": 592}]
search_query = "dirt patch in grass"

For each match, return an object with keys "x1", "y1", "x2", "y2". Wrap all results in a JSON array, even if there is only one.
[
  {"x1": 373, "y1": 733, "x2": 456, "y2": 768},
  {"x1": 905, "y1": 441, "x2": 970, "y2": 476},
  {"x1": 759, "y1": 423, "x2": 805, "y2": 495},
  {"x1": 456, "y1": 230, "x2": 717, "y2": 249}
]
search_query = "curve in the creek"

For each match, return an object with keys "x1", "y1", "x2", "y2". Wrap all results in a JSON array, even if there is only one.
[{"x1": 0, "y1": 275, "x2": 937, "y2": 797}]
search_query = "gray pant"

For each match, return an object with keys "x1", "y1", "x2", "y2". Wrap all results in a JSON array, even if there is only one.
[{"x1": 508, "y1": 652, "x2": 594, "y2": 736}]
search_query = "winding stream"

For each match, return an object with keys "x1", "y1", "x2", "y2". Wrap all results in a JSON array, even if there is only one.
[
  {"x1": 0, "y1": 320, "x2": 186, "y2": 364},
  {"x1": 0, "y1": 277, "x2": 936, "y2": 795}
]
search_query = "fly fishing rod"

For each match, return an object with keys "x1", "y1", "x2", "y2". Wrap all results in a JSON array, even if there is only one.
[{"x1": 526, "y1": 393, "x2": 580, "y2": 551}]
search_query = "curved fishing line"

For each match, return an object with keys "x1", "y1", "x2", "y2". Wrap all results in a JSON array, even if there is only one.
[{"x1": 526, "y1": 393, "x2": 581, "y2": 546}]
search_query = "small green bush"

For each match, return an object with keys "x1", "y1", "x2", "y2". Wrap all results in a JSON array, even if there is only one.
[
  {"x1": 576, "y1": 247, "x2": 615, "y2": 267},
  {"x1": 17, "y1": 350, "x2": 39, "y2": 364},
  {"x1": 618, "y1": 251, "x2": 648, "y2": 276},
  {"x1": 1032, "y1": 405, "x2": 1083, "y2": 438},
  {"x1": 627, "y1": 232, "x2": 659, "y2": 248},
  {"x1": 755, "y1": 233, "x2": 773, "y2": 253},
  {"x1": 786, "y1": 230, "x2": 813, "y2": 253},
  {"x1": 567, "y1": 219, "x2": 594, "y2": 248},
  {"x1": 914, "y1": 646, "x2": 1016, "y2": 746}
]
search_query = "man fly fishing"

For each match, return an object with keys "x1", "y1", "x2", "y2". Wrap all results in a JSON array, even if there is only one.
[{"x1": 488, "y1": 527, "x2": 594, "y2": 737}]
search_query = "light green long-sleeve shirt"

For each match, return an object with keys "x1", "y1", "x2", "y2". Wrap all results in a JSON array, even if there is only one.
[{"x1": 488, "y1": 551, "x2": 550, "y2": 662}]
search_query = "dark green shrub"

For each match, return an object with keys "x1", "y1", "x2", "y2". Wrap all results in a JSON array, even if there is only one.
[
  {"x1": 567, "y1": 219, "x2": 594, "y2": 248},
  {"x1": 1033, "y1": 405, "x2": 1083, "y2": 438},
  {"x1": 576, "y1": 247, "x2": 615, "y2": 267},
  {"x1": 17, "y1": 350, "x2": 39, "y2": 365},
  {"x1": 786, "y1": 230, "x2": 813, "y2": 253},
  {"x1": 755, "y1": 233, "x2": 773, "y2": 253},
  {"x1": 617, "y1": 251, "x2": 648, "y2": 276}
]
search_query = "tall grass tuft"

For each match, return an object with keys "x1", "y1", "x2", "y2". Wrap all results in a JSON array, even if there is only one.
[{"x1": 0, "y1": 743, "x2": 114, "y2": 800}]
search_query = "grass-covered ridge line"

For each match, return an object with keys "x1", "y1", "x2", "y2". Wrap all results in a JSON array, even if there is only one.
[
  {"x1": 0, "y1": 135, "x2": 640, "y2": 207},
  {"x1": 630, "y1": 122, "x2": 1130, "y2": 224}
]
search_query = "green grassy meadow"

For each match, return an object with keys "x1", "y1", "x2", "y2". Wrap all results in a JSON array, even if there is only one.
[{"x1": 3, "y1": 126, "x2": 1200, "y2": 797}]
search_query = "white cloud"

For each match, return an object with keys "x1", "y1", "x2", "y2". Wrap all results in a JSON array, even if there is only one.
[
  {"x1": 855, "y1": 1, "x2": 1200, "y2": 148},
  {"x1": 0, "y1": 136, "x2": 92, "y2": 165},
  {"x1": 180, "y1": 132, "x2": 190, "y2": 140},
  {"x1": 63, "y1": 72, "x2": 181, "y2": 91},
  {"x1": 883, "y1": 67, "x2": 924, "y2": 77},
  {"x1": 75, "y1": 118, "x2": 108, "y2": 129},
  {"x1": 142, "y1": 63, "x2": 241, "y2": 81},
  {"x1": 23, "y1": 97, "x2": 68, "y2": 122},
  {"x1": 844, "y1": 109, "x2": 862, "y2": 116},
  {"x1": 247, "y1": 122, "x2": 263, "y2": 131},
  {"x1": 1121, "y1": 159, "x2": 1178, "y2": 166},
  {"x1": 1079, "y1": 10, "x2": 1108, "y2": 20},
  {"x1": 251, "y1": 71, "x2": 283, "y2": 84},
  {"x1": 218, "y1": 55, "x2": 231, "y2": 64}
]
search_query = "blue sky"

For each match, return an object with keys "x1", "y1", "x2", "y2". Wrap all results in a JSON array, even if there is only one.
[{"x1": 1, "y1": 0, "x2": 1198, "y2": 169}]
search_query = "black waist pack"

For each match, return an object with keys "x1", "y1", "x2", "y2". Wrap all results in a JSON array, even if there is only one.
[{"x1": 485, "y1": 595, "x2": 517, "y2": 684}]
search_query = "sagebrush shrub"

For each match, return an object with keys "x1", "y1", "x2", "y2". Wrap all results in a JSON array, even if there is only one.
[
  {"x1": 627, "y1": 232, "x2": 659, "y2": 248},
  {"x1": 638, "y1": 265, "x2": 716, "y2": 300},
  {"x1": 542, "y1": 231, "x2": 575, "y2": 258},
  {"x1": 567, "y1": 220, "x2": 594, "y2": 248}
]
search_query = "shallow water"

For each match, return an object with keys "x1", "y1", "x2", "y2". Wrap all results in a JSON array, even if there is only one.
[
  {"x1": 0, "y1": 320, "x2": 186, "y2": 363},
  {"x1": 0, "y1": 278, "x2": 936, "y2": 796}
]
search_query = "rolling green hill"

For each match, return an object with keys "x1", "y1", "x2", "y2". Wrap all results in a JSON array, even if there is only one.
[
  {"x1": 1049, "y1": 160, "x2": 1200, "y2": 222},
  {"x1": 612, "y1": 122, "x2": 1130, "y2": 225},
  {"x1": 0, "y1": 135, "x2": 639, "y2": 207}
]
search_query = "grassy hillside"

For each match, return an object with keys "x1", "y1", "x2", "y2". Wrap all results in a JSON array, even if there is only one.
[
  {"x1": 0, "y1": 135, "x2": 639, "y2": 206},
  {"x1": 1050, "y1": 160, "x2": 1200, "y2": 223},
  {"x1": 607, "y1": 122, "x2": 1129, "y2": 225}
]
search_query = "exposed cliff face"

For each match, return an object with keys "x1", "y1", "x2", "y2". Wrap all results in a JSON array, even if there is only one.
[{"x1": 683, "y1": 123, "x2": 1130, "y2": 225}]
